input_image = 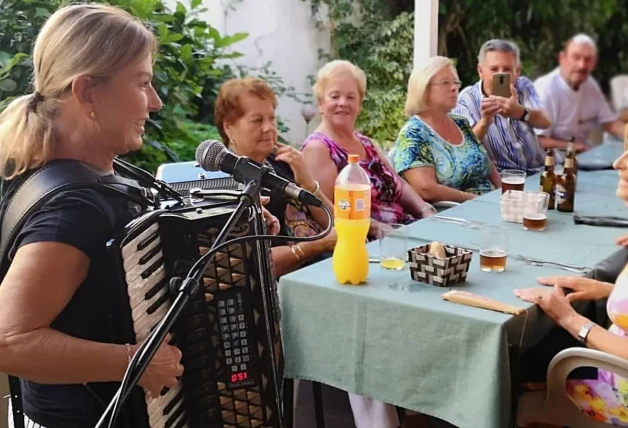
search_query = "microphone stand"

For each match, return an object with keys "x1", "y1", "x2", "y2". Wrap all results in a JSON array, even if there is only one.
[{"x1": 95, "y1": 170, "x2": 268, "y2": 428}]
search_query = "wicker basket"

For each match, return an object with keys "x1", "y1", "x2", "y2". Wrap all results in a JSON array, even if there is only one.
[{"x1": 408, "y1": 244, "x2": 473, "y2": 287}]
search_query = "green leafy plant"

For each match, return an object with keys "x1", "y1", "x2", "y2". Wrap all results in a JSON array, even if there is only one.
[{"x1": 0, "y1": 0, "x2": 246, "y2": 172}]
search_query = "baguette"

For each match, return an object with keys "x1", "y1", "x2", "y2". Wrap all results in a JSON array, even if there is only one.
[{"x1": 428, "y1": 241, "x2": 446, "y2": 259}]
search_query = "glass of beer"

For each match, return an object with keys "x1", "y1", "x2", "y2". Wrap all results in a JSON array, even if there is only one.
[
  {"x1": 479, "y1": 226, "x2": 509, "y2": 272},
  {"x1": 523, "y1": 192, "x2": 550, "y2": 231},
  {"x1": 501, "y1": 169, "x2": 526, "y2": 194},
  {"x1": 378, "y1": 223, "x2": 409, "y2": 270}
]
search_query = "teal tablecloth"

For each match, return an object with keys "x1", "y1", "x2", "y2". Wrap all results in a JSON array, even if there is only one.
[{"x1": 277, "y1": 142, "x2": 628, "y2": 428}]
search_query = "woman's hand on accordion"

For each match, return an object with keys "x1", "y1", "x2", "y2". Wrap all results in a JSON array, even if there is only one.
[{"x1": 134, "y1": 334, "x2": 184, "y2": 398}]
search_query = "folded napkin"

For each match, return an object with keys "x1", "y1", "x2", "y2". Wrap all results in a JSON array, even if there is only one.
[
  {"x1": 442, "y1": 290, "x2": 525, "y2": 315},
  {"x1": 574, "y1": 214, "x2": 628, "y2": 228}
]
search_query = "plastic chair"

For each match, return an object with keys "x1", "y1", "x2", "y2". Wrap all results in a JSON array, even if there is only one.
[
  {"x1": 609, "y1": 75, "x2": 628, "y2": 113},
  {"x1": 517, "y1": 347, "x2": 628, "y2": 427}
]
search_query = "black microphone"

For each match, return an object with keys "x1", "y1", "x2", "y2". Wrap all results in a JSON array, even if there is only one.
[{"x1": 195, "y1": 140, "x2": 323, "y2": 207}]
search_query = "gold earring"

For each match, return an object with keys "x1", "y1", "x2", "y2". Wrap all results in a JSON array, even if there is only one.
[{"x1": 89, "y1": 111, "x2": 96, "y2": 119}]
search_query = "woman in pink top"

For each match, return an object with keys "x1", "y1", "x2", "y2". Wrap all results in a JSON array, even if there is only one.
[
  {"x1": 302, "y1": 59, "x2": 434, "y2": 428},
  {"x1": 301, "y1": 60, "x2": 436, "y2": 239}
]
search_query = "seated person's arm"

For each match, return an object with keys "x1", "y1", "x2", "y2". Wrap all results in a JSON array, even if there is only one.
[
  {"x1": 373, "y1": 145, "x2": 436, "y2": 218},
  {"x1": 403, "y1": 167, "x2": 476, "y2": 203},
  {"x1": 516, "y1": 278, "x2": 625, "y2": 359},
  {"x1": 488, "y1": 161, "x2": 502, "y2": 189},
  {"x1": 519, "y1": 78, "x2": 551, "y2": 129},
  {"x1": 271, "y1": 232, "x2": 336, "y2": 277},
  {"x1": 301, "y1": 140, "x2": 340, "y2": 205},
  {"x1": 602, "y1": 119, "x2": 627, "y2": 139},
  {"x1": 594, "y1": 83, "x2": 625, "y2": 139},
  {"x1": 274, "y1": 143, "x2": 334, "y2": 229},
  {"x1": 527, "y1": 109, "x2": 551, "y2": 129},
  {"x1": 454, "y1": 98, "x2": 496, "y2": 141},
  {"x1": 538, "y1": 136, "x2": 588, "y2": 152}
]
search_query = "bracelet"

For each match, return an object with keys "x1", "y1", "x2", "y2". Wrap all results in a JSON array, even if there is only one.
[
  {"x1": 125, "y1": 343, "x2": 133, "y2": 365},
  {"x1": 294, "y1": 244, "x2": 306, "y2": 259},
  {"x1": 310, "y1": 180, "x2": 321, "y2": 196},
  {"x1": 290, "y1": 245, "x2": 303, "y2": 265}
]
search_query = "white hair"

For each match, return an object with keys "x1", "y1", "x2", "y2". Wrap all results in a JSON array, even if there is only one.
[
  {"x1": 478, "y1": 39, "x2": 520, "y2": 67},
  {"x1": 567, "y1": 33, "x2": 598, "y2": 52}
]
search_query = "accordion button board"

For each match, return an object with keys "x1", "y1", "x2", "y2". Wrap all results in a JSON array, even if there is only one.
[{"x1": 109, "y1": 197, "x2": 284, "y2": 428}]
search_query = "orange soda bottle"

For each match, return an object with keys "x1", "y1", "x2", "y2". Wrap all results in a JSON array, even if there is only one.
[{"x1": 333, "y1": 154, "x2": 371, "y2": 285}]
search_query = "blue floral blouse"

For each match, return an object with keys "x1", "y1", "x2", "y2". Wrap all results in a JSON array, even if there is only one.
[{"x1": 392, "y1": 114, "x2": 495, "y2": 195}]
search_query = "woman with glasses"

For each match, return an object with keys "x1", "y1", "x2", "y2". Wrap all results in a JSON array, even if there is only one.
[
  {"x1": 392, "y1": 56, "x2": 501, "y2": 203},
  {"x1": 301, "y1": 60, "x2": 437, "y2": 241}
]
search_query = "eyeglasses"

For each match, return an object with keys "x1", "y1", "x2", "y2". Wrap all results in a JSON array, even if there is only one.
[{"x1": 430, "y1": 80, "x2": 462, "y2": 89}]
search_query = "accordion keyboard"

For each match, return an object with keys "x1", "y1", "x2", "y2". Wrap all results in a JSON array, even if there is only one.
[{"x1": 121, "y1": 220, "x2": 189, "y2": 428}]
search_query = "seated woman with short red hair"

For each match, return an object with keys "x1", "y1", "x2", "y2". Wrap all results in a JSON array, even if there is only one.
[{"x1": 214, "y1": 77, "x2": 336, "y2": 276}]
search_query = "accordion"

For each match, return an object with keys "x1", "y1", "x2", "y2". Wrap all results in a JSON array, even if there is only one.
[{"x1": 108, "y1": 194, "x2": 284, "y2": 428}]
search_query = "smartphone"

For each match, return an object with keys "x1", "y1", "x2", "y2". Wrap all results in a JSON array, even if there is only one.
[{"x1": 492, "y1": 72, "x2": 511, "y2": 97}]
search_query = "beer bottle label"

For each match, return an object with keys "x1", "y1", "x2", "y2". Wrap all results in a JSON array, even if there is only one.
[
  {"x1": 334, "y1": 185, "x2": 371, "y2": 220},
  {"x1": 565, "y1": 158, "x2": 575, "y2": 168},
  {"x1": 545, "y1": 157, "x2": 555, "y2": 166},
  {"x1": 556, "y1": 184, "x2": 567, "y2": 205}
]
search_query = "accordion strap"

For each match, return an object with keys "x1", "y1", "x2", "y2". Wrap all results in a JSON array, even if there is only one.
[{"x1": 0, "y1": 159, "x2": 149, "y2": 428}]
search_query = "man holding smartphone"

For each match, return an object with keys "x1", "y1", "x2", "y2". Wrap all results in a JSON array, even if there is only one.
[
  {"x1": 534, "y1": 34, "x2": 626, "y2": 162},
  {"x1": 454, "y1": 39, "x2": 551, "y2": 174}
]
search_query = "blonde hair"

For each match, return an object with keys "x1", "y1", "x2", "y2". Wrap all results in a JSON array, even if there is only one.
[
  {"x1": 0, "y1": 4, "x2": 157, "y2": 179},
  {"x1": 404, "y1": 56, "x2": 457, "y2": 116},
  {"x1": 313, "y1": 60, "x2": 367, "y2": 103}
]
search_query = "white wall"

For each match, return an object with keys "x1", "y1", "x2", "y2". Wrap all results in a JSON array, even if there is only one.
[{"x1": 167, "y1": 0, "x2": 331, "y2": 146}]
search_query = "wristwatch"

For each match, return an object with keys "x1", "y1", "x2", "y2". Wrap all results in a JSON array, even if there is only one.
[
  {"x1": 519, "y1": 107, "x2": 530, "y2": 122},
  {"x1": 577, "y1": 321, "x2": 597, "y2": 345}
]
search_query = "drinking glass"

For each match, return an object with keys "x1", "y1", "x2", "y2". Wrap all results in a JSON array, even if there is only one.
[
  {"x1": 523, "y1": 192, "x2": 550, "y2": 231},
  {"x1": 501, "y1": 169, "x2": 526, "y2": 194},
  {"x1": 378, "y1": 224, "x2": 409, "y2": 270},
  {"x1": 479, "y1": 226, "x2": 509, "y2": 272}
]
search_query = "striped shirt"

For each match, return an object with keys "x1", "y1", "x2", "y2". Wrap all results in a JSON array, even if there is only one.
[{"x1": 453, "y1": 76, "x2": 546, "y2": 174}]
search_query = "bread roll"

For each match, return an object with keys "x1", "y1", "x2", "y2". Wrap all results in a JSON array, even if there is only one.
[{"x1": 428, "y1": 241, "x2": 446, "y2": 259}]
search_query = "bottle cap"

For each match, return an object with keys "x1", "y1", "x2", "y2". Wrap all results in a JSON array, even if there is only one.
[{"x1": 348, "y1": 154, "x2": 360, "y2": 163}]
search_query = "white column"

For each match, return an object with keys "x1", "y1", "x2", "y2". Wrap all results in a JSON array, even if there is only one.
[{"x1": 413, "y1": 0, "x2": 439, "y2": 69}]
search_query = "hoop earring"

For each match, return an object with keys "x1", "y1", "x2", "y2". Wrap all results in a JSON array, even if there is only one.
[{"x1": 89, "y1": 111, "x2": 96, "y2": 119}]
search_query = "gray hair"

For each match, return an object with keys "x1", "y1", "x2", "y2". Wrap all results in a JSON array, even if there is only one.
[
  {"x1": 565, "y1": 33, "x2": 598, "y2": 53},
  {"x1": 478, "y1": 39, "x2": 520, "y2": 66}
]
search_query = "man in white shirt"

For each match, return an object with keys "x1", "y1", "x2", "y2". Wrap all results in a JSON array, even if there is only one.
[{"x1": 534, "y1": 34, "x2": 626, "y2": 159}]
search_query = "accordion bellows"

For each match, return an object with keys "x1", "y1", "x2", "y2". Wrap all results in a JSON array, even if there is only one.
[{"x1": 408, "y1": 244, "x2": 473, "y2": 287}]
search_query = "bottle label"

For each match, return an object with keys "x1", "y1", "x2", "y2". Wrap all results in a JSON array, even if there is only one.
[
  {"x1": 556, "y1": 184, "x2": 567, "y2": 205},
  {"x1": 335, "y1": 186, "x2": 371, "y2": 220},
  {"x1": 545, "y1": 157, "x2": 555, "y2": 166},
  {"x1": 565, "y1": 158, "x2": 574, "y2": 168}
]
